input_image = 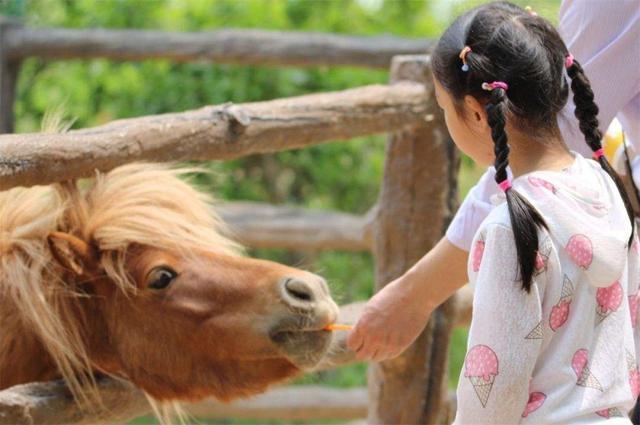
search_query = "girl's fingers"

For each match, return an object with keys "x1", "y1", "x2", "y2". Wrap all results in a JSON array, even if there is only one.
[
  {"x1": 371, "y1": 349, "x2": 391, "y2": 362},
  {"x1": 355, "y1": 336, "x2": 380, "y2": 360},
  {"x1": 356, "y1": 343, "x2": 376, "y2": 361},
  {"x1": 369, "y1": 348, "x2": 382, "y2": 362},
  {"x1": 346, "y1": 326, "x2": 364, "y2": 352}
]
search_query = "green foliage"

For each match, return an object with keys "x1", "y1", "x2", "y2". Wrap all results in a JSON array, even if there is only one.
[{"x1": 0, "y1": 0, "x2": 559, "y2": 423}]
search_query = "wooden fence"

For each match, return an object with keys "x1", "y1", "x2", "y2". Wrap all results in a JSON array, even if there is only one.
[{"x1": 0, "y1": 21, "x2": 471, "y2": 424}]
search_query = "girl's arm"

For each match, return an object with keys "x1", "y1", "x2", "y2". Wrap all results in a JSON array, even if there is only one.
[
  {"x1": 348, "y1": 165, "x2": 500, "y2": 361},
  {"x1": 347, "y1": 236, "x2": 468, "y2": 361},
  {"x1": 454, "y1": 223, "x2": 544, "y2": 424}
]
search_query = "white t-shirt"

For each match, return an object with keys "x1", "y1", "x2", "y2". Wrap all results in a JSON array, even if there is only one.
[
  {"x1": 454, "y1": 154, "x2": 638, "y2": 424},
  {"x1": 446, "y1": 0, "x2": 640, "y2": 252}
]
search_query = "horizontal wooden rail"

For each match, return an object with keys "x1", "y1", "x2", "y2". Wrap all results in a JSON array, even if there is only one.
[
  {"x1": 0, "y1": 380, "x2": 367, "y2": 424},
  {"x1": 187, "y1": 386, "x2": 367, "y2": 421},
  {"x1": 0, "y1": 81, "x2": 431, "y2": 190},
  {"x1": 0, "y1": 378, "x2": 148, "y2": 425},
  {"x1": 3, "y1": 24, "x2": 434, "y2": 69},
  {"x1": 219, "y1": 201, "x2": 373, "y2": 252}
]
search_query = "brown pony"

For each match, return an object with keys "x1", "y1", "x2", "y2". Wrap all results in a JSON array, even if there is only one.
[{"x1": 0, "y1": 163, "x2": 339, "y2": 406}]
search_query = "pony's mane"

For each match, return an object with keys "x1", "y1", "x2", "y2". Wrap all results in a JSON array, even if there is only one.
[{"x1": 0, "y1": 163, "x2": 239, "y2": 407}]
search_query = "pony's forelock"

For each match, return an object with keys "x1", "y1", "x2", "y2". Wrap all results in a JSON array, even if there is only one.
[{"x1": 69, "y1": 163, "x2": 241, "y2": 290}]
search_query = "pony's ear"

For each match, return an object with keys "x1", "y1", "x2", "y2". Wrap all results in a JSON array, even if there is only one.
[{"x1": 47, "y1": 231, "x2": 92, "y2": 276}]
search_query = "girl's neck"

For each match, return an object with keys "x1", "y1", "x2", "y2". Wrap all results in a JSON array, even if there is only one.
[{"x1": 506, "y1": 128, "x2": 576, "y2": 178}]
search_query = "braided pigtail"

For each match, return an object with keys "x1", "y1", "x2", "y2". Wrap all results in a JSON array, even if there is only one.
[
  {"x1": 485, "y1": 83, "x2": 548, "y2": 292},
  {"x1": 566, "y1": 57, "x2": 635, "y2": 244}
]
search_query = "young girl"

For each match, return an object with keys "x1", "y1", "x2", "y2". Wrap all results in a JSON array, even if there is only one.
[{"x1": 430, "y1": 2, "x2": 638, "y2": 423}]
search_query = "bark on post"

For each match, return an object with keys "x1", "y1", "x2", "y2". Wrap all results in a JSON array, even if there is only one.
[
  {"x1": 369, "y1": 55, "x2": 460, "y2": 424},
  {"x1": 0, "y1": 17, "x2": 21, "y2": 134}
]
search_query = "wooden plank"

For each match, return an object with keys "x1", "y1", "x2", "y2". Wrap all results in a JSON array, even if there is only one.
[
  {"x1": 5, "y1": 27, "x2": 434, "y2": 69},
  {"x1": 186, "y1": 386, "x2": 367, "y2": 421},
  {"x1": 369, "y1": 55, "x2": 459, "y2": 424},
  {"x1": 218, "y1": 201, "x2": 372, "y2": 252},
  {"x1": 0, "y1": 82, "x2": 430, "y2": 190},
  {"x1": 0, "y1": 380, "x2": 368, "y2": 424},
  {"x1": 0, "y1": 378, "x2": 149, "y2": 425}
]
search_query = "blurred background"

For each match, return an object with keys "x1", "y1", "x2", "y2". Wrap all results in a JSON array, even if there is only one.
[{"x1": 0, "y1": 0, "x2": 561, "y2": 423}]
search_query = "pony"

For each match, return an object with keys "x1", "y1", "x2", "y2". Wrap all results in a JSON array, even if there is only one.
[{"x1": 0, "y1": 162, "x2": 339, "y2": 407}]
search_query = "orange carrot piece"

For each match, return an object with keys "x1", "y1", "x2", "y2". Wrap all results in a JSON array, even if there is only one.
[{"x1": 323, "y1": 324, "x2": 353, "y2": 331}]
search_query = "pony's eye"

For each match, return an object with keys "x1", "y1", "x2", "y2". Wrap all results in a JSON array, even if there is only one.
[{"x1": 147, "y1": 267, "x2": 177, "y2": 290}]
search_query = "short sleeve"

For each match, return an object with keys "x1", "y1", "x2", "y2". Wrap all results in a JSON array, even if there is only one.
[{"x1": 446, "y1": 167, "x2": 500, "y2": 252}]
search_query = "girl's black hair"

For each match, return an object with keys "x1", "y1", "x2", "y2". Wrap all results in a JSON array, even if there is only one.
[{"x1": 432, "y1": 1, "x2": 635, "y2": 292}]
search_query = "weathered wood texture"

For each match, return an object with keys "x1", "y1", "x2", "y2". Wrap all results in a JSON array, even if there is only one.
[
  {"x1": 0, "y1": 17, "x2": 21, "y2": 133},
  {"x1": 0, "y1": 378, "x2": 149, "y2": 425},
  {"x1": 0, "y1": 82, "x2": 430, "y2": 190},
  {"x1": 188, "y1": 386, "x2": 367, "y2": 421},
  {"x1": 218, "y1": 201, "x2": 372, "y2": 252},
  {"x1": 0, "y1": 380, "x2": 368, "y2": 424},
  {"x1": 369, "y1": 55, "x2": 460, "y2": 424},
  {"x1": 4, "y1": 25, "x2": 434, "y2": 69}
]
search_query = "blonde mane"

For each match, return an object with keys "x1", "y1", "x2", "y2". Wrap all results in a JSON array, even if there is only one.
[{"x1": 0, "y1": 163, "x2": 239, "y2": 406}]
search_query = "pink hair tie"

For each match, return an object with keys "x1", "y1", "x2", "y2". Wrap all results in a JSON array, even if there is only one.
[
  {"x1": 498, "y1": 179, "x2": 512, "y2": 192},
  {"x1": 565, "y1": 54, "x2": 574, "y2": 69},
  {"x1": 593, "y1": 148, "x2": 605, "y2": 160},
  {"x1": 482, "y1": 81, "x2": 509, "y2": 91}
]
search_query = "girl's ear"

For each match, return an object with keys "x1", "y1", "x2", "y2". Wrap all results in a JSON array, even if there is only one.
[
  {"x1": 47, "y1": 231, "x2": 93, "y2": 276},
  {"x1": 463, "y1": 95, "x2": 490, "y2": 132}
]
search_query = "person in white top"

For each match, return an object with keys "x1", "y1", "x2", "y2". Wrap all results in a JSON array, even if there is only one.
[{"x1": 347, "y1": 1, "x2": 640, "y2": 423}]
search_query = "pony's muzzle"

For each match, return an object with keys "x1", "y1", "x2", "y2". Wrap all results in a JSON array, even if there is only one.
[
  {"x1": 270, "y1": 275, "x2": 338, "y2": 368},
  {"x1": 280, "y1": 276, "x2": 330, "y2": 310}
]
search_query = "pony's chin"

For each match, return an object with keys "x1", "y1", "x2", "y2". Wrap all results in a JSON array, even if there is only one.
[{"x1": 269, "y1": 329, "x2": 333, "y2": 369}]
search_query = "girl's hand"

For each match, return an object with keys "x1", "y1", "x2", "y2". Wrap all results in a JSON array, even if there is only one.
[{"x1": 346, "y1": 277, "x2": 433, "y2": 362}]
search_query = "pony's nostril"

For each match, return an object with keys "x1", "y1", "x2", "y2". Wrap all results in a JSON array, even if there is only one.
[{"x1": 284, "y1": 278, "x2": 314, "y2": 303}]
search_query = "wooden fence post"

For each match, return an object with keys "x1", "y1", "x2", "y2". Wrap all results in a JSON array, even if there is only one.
[
  {"x1": 0, "y1": 16, "x2": 21, "y2": 134},
  {"x1": 369, "y1": 55, "x2": 460, "y2": 424}
]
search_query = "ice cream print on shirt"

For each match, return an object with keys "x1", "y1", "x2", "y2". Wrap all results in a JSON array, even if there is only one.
[
  {"x1": 525, "y1": 320, "x2": 543, "y2": 340},
  {"x1": 521, "y1": 391, "x2": 546, "y2": 418},
  {"x1": 533, "y1": 237, "x2": 552, "y2": 277},
  {"x1": 572, "y1": 349, "x2": 602, "y2": 391},
  {"x1": 596, "y1": 407, "x2": 624, "y2": 419},
  {"x1": 464, "y1": 345, "x2": 498, "y2": 407},
  {"x1": 471, "y1": 234, "x2": 485, "y2": 273},
  {"x1": 595, "y1": 280, "x2": 623, "y2": 325},
  {"x1": 550, "y1": 275, "x2": 574, "y2": 332},
  {"x1": 565, "y1": 234, "x2": 593, "y2": 270}
]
